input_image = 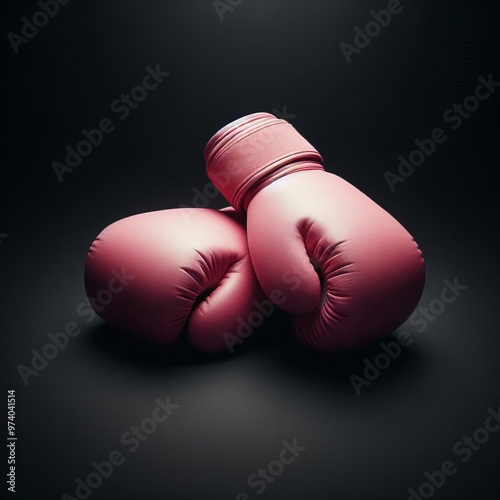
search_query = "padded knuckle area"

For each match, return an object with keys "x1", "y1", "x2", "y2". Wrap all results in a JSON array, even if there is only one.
[
  {"x1": 299, "y1": 218, "x2": 356, "y2": 300},
  {"x1": 293, "y1": 218, "x2": 364, "y2": 350},
  {"x1": 176, "y1": 249, "x2": 241, "y2": 309},
  {"x1": 293, "y1": 229, "x2": 426, "y2": 351}
]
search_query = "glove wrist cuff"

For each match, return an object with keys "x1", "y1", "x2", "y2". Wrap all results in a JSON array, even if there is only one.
[{"x1": 204, "y1": 112, "x2": 324, "y2": 212}]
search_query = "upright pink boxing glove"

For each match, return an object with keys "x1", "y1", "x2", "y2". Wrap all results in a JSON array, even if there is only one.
[
  {"x1": 204, "y1": 113, "x2": 425, "y2": 351},
  {"x1": 84, "y1": 208, "x2": 263, "y2": 353}
]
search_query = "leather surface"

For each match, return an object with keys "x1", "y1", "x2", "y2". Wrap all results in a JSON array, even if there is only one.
[
  {"x1": 247, "y1": 170, "x2": 425, "y2": 351},
  {"x1": 84, "y1": 208, "x2": 262, "y2": 352},
  {"x1": 206, "y1": 115, "x2": 425, "y2": 351}
]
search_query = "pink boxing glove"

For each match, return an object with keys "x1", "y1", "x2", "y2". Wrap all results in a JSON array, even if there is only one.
[
  {"x1": 205, "y1": 113, "x2": 425, "y2": 351},
  {"x1": 84, "y1": 208, "x2": 263, "y2": 352}
]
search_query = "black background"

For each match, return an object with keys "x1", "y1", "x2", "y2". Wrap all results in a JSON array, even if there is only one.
[{"x1": 2, "y1": 1, "x2": 500, "y2": 499}]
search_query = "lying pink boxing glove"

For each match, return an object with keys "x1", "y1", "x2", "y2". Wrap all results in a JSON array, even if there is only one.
[
  {"x1": 204, "y1": 112, "x2": 425, "y2": 351},
  {"x1": 84, "y1": 208, "x2": 263, "y2": 352}
]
